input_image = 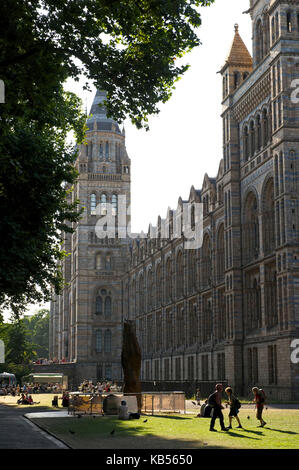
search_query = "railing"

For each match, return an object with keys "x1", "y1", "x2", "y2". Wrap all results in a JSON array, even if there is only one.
[{"x1": 88, "y1": 174, "x2": 122, "y2": 181}]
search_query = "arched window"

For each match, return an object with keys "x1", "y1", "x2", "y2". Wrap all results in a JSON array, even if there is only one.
[
  {"x1": 262, "y1": 178, "x2": 275, "y2": 255},
  {"x1": 100, "y1": 194, "x2": 107, "y2": 215},
  {"x1": 217, "y1": 224, "x2": 225, "y2": 283},
  {"x1": 253, "y1": 278, "x2": 262, "y2": 329},
  {"x1": 139, "y1": 274, "x2": 145, "y2": 313},
  {"x1": 99, "y1": 142, "x2": 104, "y2": 159},
  {"x1": 188, "y1": 250, "x2": 197, "y2": 293},
  {"x1": 105, "y1": 255, "x2": 112, "y2": 271},
  {"x1": 104, "y1": 330, "x2": 112, "y2": 353},
  {"x1": 156, "y1": 264, "x2": 162, "y2": 305},
  {"x1": 250, "y1": 120, "x2": 255, "y2": 157},
  {"x1": 243, "y1": 192, "x2": 260, "y2": 264},
  {"x1": 176, "y1": 251, "x2": 184, "y2": 298},
  {"x1": 116, "y1": 143, "x2": 120, "y2": 161},
  {"x1": 147, "y1": 269, "x2": 153, "y2": 310},
  {"x1": 275, "y1": 13, "x2": 279, "y2": 40},
  {"x1": 234, "y1": 71, "x2": 240, "y2": 89},
  {"x1": 105, "y1": 296, "x2": 112, "y2": 317},
  {"x1": 264, "y1": 13, "x2": 270, "y2": 54},
  {"x1": 96, "y1": 254, "x2": 102, "y2": 270},
  {"x1": 105, "y1": 142, "x2": 109, "y2": 159},
  {"x1": 202, "y1": 234, "x2": 211, "y2": 288},
  {"x1": 112, "y1": 194, "x2": 117, "y2": 216},
  {"x1": 265, "y1": 265, "x2": 278, "y2": 327},
  {"x1": 262, "y1": 109, "x2": 269, "y2": 146},
  {"x1": 95, "y1": 330, "x2": 102, "y2": 352},
  {"x1": 165, "y1": 258, "x2": 172, "y2": 302},
  {"x1": 277, "y1": 61, "x2": 281, "y2": 93},
  {"x1": 287, "y1": 11, "x2": 292, "y2": 32},
  {"x1": 271, "y1": 16, "x2": 275, "y2": 43},
  {"x1": 243, "y1": 125, "x2": 249, "y2": 161},
  {"x1": 90, "y1": 194, "x2": 96, "y2": 215},
  {"x1": 256, "y1": 115, "x2": 261, "y2": 152},
  {"x1": 131, "y1": 279, "x2": 136, "y2": 316},
  {"x1": 96, "y1": 296, "x2": 103, "y2": 315},
  {"x1": 256, "y1": 19, "x2": 264, "y2": 63}
]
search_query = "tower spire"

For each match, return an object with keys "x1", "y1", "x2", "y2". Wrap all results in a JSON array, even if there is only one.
[{"x1": 222, "y1": 24, "x2": 252, "y2": 71}]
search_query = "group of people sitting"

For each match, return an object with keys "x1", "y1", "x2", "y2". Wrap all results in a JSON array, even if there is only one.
[
  {"x1": 34, "y1": 357, "x2": 69, "y2": 365},
  {"x1": 17, "y1": 393, "x2": 40, "y2": 405},
  {"x1": 79, "y1": 380, "x2": 121, "y2": 394},
  {"x1": 23, "y1": 383, "x2": 63, "y2": 394},
  {"x1": 0, "y1": 384, "x2": 18, "y2": 396}
]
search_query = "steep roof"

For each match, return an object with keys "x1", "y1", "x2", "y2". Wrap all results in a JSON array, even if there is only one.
[
  {"x1": 86, "y1": 89, "x2": 121, "y2": 134},
  {"x1": 221, "y1": 24, "x2": 252, "y2": 72}
]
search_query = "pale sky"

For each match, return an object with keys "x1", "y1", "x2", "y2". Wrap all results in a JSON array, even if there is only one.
[
  {"x1": 5, "y1": 0, "x2": 253, "y2": 319},
  {"x1": 66, "y1": 0, "x2": 252, "y2": 233}
]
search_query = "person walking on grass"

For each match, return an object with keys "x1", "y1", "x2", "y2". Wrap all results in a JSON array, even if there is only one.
[
  {"x1": 252, "y1": 387, "x2": 267, "y2": 427},
  {"x1": 196, "y1": 389, "x2": 201, "y2": 406},
  {"x1": 208, "y1": 383, "x2": 229, "y2": 432},
  {"x1": 225, "y1": 387, "x2": 242, "y2": 429}
]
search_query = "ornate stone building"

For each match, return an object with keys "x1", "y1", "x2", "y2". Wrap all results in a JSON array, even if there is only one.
[
  {"x1": 50, "y1": 0, "x2": 299, "y2": 398},
  {"x1": 49, "y1": 90, "x2": 131, "y2": 382}
]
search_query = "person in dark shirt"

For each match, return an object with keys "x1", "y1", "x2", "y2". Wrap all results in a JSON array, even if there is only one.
[
  {"x1": 252, "y1": 387, "x2": 267, "y2": 427},
  {"x1": 209, "y1": 383, "x2": 229, "y2": 432},
  {"x1": 225, "y1": 387, "x2": 242, "y2": 429}
]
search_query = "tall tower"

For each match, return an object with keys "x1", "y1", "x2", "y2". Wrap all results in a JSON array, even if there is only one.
[
  {"x1": 219, "y1": 25, "x2": 253, "y2": 390},
  {"x1": 50, "y1": 90, "x2": 131, "y2": 383},
  {"x1": 217, "y1": 0, "x2": 299, "y2": 398}
]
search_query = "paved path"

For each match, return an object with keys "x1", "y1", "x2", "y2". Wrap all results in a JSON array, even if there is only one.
[{"x1": 0, "y1": 404, "x2": 68, "y2": 449}]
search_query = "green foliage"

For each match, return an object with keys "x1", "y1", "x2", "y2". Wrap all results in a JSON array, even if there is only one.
[
  {"x1": 0, "y1": 320, "x2": 36, "y2": 364},
  {"x1": 0, "y1": 97, "x2": 86, "y2": 315},
  {"x1": 0, "y1": 0, "x2": 214, "y2": 129},
  {"x1": 0, "y1": 363, "x2": 33, "y2": 385},
  {"x1": 0, "y1": 0, "x2": 214, "y2": 315},
  {"x1": 0, "y1": 310, "x2": 49, "y2": 382},
  {"x1": 23, "y1": 309, "x2": 50, "y2": 358}
]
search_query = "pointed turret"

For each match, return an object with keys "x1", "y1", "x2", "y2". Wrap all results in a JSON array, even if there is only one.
[
  {"x1": 86, "y1": 89, "x2": 121, "y2": 134},
  {"x1": 219, "y1": 24, "x2": 253, "y2": 99},
  {"x1": 223, "y1": 24, "x2": 253, "y2": 70}
]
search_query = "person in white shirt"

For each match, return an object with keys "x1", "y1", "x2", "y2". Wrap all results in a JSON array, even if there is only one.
[{"x1": 118, "y1": 400, "x2": 129, "y2": 420}]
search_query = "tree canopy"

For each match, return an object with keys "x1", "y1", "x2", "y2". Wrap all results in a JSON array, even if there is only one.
[
  {"x1": 0, "y1": 0, "x2": 214, "y2": 128},
  {"x1": 23, "y1": 309, "x2": 50, "y2": 358},
  {"x1": 0, "y1": 0, "x2": 214, "y2": 315}
]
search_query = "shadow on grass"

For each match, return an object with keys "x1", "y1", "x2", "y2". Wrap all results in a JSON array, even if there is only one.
[
  {"x1": 149, "y1": 415, "x2": 190, "y2": 420},
  {"x1": 225, "y1": 430, "x2": 259, "y2": 440},
  {"x1": 239, "y1": 428, "x2": 264, "y2": 436},
  {"x1": 30, "y1": 415, "x2": 231, "y2": 449},
  {"x1": 0, "y1": 402, "x2": 59, "y2": 414},
  {"x1": 264, "y1": 428, "x2": 298, "y2": 435}
]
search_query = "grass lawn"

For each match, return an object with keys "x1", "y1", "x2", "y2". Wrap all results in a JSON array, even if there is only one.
[
  {"x1": 0, "y1": 393, "x2": 60, "y2": 410},
  {"x1": 30, "y1": 408, "x2": 299, "y2": 449}
]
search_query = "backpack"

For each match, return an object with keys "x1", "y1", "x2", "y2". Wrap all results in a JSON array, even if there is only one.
[
  {"x1": 234, "y1": 397, "x2": 241, "y2": 409},
  {"x1": 207, "y1": 392, "x2": 217, "y2": 407},
  {"x1": 259, "y1": 389, "x2": 266, "y2": 404}
]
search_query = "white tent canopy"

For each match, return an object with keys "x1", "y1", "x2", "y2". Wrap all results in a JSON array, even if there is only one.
[{"x1": 0, "y1": 372, "x2": 16, "y2": 384}]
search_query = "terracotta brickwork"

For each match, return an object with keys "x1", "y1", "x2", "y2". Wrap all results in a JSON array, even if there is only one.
[{"x1": 50, "y1": 1, "x2": 299, "y2": 398}]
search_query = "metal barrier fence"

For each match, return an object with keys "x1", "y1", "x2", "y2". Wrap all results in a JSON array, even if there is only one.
[
  {"x1": 141, "y1": 392, "x2": 185, "y2": 415},
  {"x1": 68, "y1": 391, "x2": 186, "y2": 416},
  {"x1": 68, "y1": 394, "x2": 103, "y2": 415}
]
